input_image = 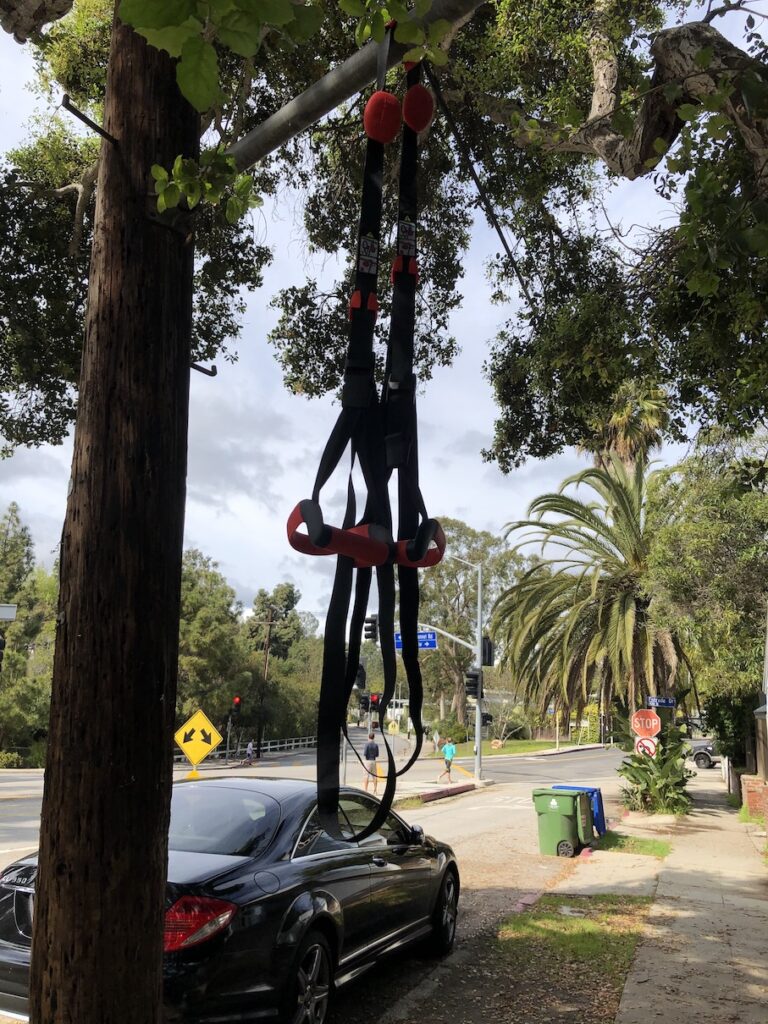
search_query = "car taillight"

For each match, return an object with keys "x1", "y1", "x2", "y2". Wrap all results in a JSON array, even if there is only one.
[{"x1": 164, "y1": 895, "x2": 237, "y2": 952}]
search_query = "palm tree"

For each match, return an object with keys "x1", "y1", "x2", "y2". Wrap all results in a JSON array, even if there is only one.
[
  {"x1": 492, "y1": 454, "x2": 688, "y2": 718},
  {"x1": 585, "y1": 380, "x2": 669, "y2": 473}
]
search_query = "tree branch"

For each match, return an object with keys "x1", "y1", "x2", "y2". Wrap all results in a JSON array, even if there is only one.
[
  {"x1": 13, "y1": 159, "x2": 99, "y2": 257},
  {"x1": 471, "y1": 22, "x2": 768, "y2": 197},
  {"x1": 0, "y1": 0, "x2": 73, "y2": 42}
]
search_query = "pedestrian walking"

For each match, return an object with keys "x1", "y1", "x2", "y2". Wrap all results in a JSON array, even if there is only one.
[
  {"x1": 362, "y1": 732, "x2": 380, "y2": 794},
  {"x1": 240, "y1": 739, "x2": 254, "y2": 767},
  {"x1": 437, "y1": 736, "x2": 456, "y2": 784}
]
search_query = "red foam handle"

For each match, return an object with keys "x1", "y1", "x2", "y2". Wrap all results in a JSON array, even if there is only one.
[{"x1": 287, "y1": 502, "x2": 392, "y2": 568}]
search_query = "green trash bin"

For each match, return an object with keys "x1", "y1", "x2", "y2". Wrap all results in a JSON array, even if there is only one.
[{"x1": 532, "y1": 788, "x2": 594, "y2": 857}]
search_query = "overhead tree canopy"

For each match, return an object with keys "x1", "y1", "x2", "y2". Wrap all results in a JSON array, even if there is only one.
[{"x1": 2, "y1": 1, "x2": 768, "y2": 464}]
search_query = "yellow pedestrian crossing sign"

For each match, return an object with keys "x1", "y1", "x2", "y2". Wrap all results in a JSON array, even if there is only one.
[{"x1": 174, "y1": 709, "x2": 223, "y2": 767}]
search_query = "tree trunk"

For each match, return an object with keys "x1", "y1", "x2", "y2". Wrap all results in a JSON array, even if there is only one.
[{"x1": 30, "y1": 9, "x2": 199, "y2": 1024}]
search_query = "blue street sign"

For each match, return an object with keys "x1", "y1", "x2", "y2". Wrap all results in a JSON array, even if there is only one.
[
  {"x1": 394, "y1": 631, "x2": 438, "y2": 651},
  {"x1": 647, "y1": 696, "x2": 676, "y2": 709}
]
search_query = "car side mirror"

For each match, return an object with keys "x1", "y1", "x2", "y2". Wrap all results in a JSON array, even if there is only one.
[{"x1": 409, "y1": 825, "x2": 425, "y2": 845}]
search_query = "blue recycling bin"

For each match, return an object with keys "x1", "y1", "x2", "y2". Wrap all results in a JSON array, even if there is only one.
[{"x1": 552, "y1": 785, "x2": 607, "y2": 836}]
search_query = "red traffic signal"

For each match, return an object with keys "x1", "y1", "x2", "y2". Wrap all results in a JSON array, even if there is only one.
[
  {"x1": 370, "y1": 693, "x2": 381, "y2": 707},
  {"x1": 232, "y1": 695, "x2": 242, "y2": 718}
]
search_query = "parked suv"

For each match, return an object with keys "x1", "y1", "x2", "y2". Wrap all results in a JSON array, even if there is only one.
[{"x1": 687, "y1": 738, "x2": 721, "y2": 769}]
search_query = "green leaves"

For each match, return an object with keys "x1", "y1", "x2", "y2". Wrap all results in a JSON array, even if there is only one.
[
  {"x1": 290, "y1": 4, "x2": 324, "y2": 40},
  {"x1": 238, "y1": 0, "x2": 297, "y2": 27},
  {"x1": 118, "y1": 0, "x2": 196, "y2": 30},
  {"x1": 676, "y1": 103, "x2": 699, "y2": 122},
  {"x1": 694, "y1": 46, "x2": 714, "y2": 69},
  {"x1": 119, "y1": 0, "x2": 325, "y2": 114},
  {"x1": 178, "y1": 37, "x2": 222, "y2": 113},
  {"x1": 138, "y1": 17, "x2": 201, "y2": 56},
  {"x1": 618, "y1": 723, "x2": 693, "y2": 814},
  {"x1": 151, "y1": 151, "x2": 262, "y2": 222},
  {"x1": 687, "y1": 269, "x2": 719, "y2": 297},
  {"x1": 217, "y1": 11, "x2": 264, "y2": 56}
]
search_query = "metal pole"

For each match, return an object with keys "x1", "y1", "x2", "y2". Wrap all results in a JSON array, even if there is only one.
[
  {"x1": 226, "y1": 0, "x2": 484, "y2": 170},
  {"x1": 341, "y1": 735, "x2": 348, "y2": 786},
  {"x1": 475, "y1": 563, "x2": 483, "y2": 782},
  {"x1": 762, "y1": 599, "x2": 768, "y2": 698}
]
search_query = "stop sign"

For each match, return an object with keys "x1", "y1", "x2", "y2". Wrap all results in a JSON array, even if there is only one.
[{"x1": 631, "y1": 709, "x2": 661, "y2": 738}]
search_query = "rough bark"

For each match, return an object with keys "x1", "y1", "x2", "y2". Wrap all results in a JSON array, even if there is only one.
[
  {"x1": 0, "y1": 0, "x2": 72, "y2": 41},
  {"x1": 29, "y1": 8, "x2": 199, "y2": 1024},
  {"x1": 474, "y1": 22, "x2": 768, "y2": 196}
]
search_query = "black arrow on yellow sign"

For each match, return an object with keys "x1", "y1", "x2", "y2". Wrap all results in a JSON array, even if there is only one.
[
  {"x1": 183, "y1": 729, "x2": 195, "y2": 743},
  {"x1": 201, "y1": 730, "x2": 212, "y2": 745}
]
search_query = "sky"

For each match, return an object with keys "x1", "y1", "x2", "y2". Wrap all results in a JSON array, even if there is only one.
[{"x1": 0, "y1": 15, "x2": 704, "y2": 624}]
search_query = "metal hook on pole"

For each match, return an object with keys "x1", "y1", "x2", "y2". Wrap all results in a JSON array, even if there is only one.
[
  {"x1": 190, "y1": 362, "x2": 218, "y2": 377},
  {"x1": 61, "y1": 94, "x2": 118, "y2": 146}
]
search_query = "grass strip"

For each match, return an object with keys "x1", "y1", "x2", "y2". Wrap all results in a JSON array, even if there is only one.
[
  {"x1": 593, "y1": 830, "x2": 671, "y2": 858},
  {"x1": 392, "y1": 796, "x2": 423, "y2": 810},
  {"x1": 493, "y1": 894, "x2": 652, "y2": 1022},
  {"x1": 738, "y1": 804, "x2": 765, "y2": 826}
]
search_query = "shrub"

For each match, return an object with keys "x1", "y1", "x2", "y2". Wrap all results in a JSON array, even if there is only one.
[
  {"x1": 618, "y1": 722, "x2": 694, "y2": 814},
  {"x1": 429, "y1": 716, "x2": 468, "y2": 744},
  {"x1": 0, "y1": 751, "x2": 23, "y2": 768},
  {"x1": 703, "y1": 685, "x2": 761, "y2": 765}
]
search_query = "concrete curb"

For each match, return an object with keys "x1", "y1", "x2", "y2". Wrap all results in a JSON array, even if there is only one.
[
  {"x1": 420, "y1": 783, "x2": 475, "y2": 802},
  {"x1": 415, "y1": 742, "x2": 607, "y2": 762}
]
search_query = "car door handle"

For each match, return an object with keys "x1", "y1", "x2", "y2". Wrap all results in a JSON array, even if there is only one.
[{"x1": 371, "y1": 856, "x2": 386, "y2": 867}]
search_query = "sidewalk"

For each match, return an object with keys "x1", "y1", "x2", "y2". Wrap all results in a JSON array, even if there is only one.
[{"x1": 552, "y1": 771, "x2": 768, "y2": 1023}]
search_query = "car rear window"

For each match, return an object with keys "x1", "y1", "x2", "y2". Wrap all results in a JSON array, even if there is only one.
[{"x1": 168, "y1": 784, "x2": 281, "y2": 857}]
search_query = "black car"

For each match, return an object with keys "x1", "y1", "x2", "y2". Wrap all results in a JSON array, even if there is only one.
[{"x1": 0, "y1": 778, "x2": 459, "y2": 1024}]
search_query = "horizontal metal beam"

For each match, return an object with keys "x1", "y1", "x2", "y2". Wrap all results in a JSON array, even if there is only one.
[
  {"x1": 227, "y1": 0, "x2": 484, "y2": 170},
  {"x1": 419, "y1": 621, "x2": 474, "y2": 652}
]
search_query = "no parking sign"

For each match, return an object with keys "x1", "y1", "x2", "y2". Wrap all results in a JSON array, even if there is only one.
[{"x1": 634, "y1": 735, "x2": 658, "y2": 759}]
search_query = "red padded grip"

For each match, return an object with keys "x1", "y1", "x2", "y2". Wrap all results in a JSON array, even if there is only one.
[
  {"x1": 287, "y1": 503, "x2": 391, "y2": 568},
  {"x1": 394, "y1": 521, "x2": 446, "y2": 568}
]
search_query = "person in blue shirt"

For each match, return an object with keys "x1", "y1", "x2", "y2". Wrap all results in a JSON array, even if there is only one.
[
  {"x1": 362, "y1": 732, "x2": 380, "y2": 794},
  {"x1": 437, "y1": 737, "x2": 456, "y2": 783}
]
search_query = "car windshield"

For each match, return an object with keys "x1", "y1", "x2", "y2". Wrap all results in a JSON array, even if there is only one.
[{"x1": 168, "y1": 784, "x2": 281, "y2": 857}]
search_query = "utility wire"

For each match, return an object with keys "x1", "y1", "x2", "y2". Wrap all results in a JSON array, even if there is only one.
[{"x1": 424, "y1": 65, "x2": 535, "y2": 308}]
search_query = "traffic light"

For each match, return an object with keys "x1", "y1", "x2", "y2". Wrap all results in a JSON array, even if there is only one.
[
  {"x1": 363, "y1": 614, "x2": 379, "y2": 643},
  {"x1": 231, "y1": 695, "x2": 242, "y2": 719},
  {"x1": 482, "y1": 636, "x2": 495, "y2": 667},
  {"x1": 0, "y1": 633, "x2": 4, "y2": 673},
  {"x1": 359, "y1": 694, "x2": 370, "y2": 713},
  {"x1": 465, "y1": 669, "x2": 481, "y2": 699},
  {"x1": 370, "y1": 692, "x2": 381, "y2": 711},
  {"x1": 481, "y1": 712, "x2": 494, "y2": 726},
  {"x1": 354, "y1": 663, "x2": 367, "y2": 690}
]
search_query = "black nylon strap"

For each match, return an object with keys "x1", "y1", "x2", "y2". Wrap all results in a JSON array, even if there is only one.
[
  {"x1": 315, "y1": 56, "x2": 437, "y2": 842},
  {"x1": 386, "y1": 64, "x2": 427, "y2": 772}
]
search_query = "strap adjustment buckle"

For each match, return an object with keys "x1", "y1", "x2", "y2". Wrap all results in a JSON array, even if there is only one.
[
  {"x1": 391, "y1": 256, "x2": 418, "y2": 284},
  {"x1": 348, "y1": 289, "x2": 379, "y2": 321}
]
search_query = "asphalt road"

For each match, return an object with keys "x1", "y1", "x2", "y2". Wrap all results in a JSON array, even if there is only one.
[{"x1": 0, "y1": 744, "x2": 624, "y2": 863}]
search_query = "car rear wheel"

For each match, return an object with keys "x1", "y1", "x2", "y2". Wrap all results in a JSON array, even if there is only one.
[
  {"x1": 694, "y1": 752, "x2": 712, "y2": 769},
  {"x1": 427, "y1": 868, "x2": 458, "y2": 956},
  {"x1": 281, "y1": 930, "x2": 332, "y2": 1024}
]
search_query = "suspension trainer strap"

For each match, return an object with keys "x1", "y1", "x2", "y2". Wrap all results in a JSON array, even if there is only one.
[
  {"x1": 292, "y1": 53, "x2": 445, "y2": 842},
  {"x1": 387, "y1": 63, "x2": 428, "y2": 774}
]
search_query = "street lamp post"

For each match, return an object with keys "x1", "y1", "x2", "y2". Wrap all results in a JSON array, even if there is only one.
[{"x1": 421, "y1": 553, "x2": 484, "y2": 781}]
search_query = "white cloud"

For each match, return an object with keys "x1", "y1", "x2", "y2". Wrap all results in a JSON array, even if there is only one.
[{"x1": 0, "y1": 30, "x2": 693, "y2": 627}]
